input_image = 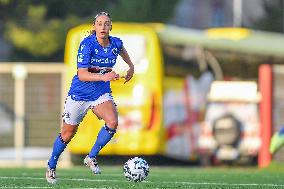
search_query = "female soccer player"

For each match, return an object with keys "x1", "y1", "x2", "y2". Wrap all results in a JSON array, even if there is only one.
[{"x1": 46, "y1": 11, "x2": 134, "y2": 184}]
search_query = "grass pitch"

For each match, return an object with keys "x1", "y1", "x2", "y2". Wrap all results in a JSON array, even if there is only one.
[{"x1": 1, "y1": 164, "x2": 284, "y2": 189}]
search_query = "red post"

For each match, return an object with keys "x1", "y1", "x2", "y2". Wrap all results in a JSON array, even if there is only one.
[{"x1": 258, "y1": 64, "x2": 273, "y2": 168}]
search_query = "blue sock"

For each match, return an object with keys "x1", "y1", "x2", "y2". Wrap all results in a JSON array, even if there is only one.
[
  {"x1": 89, "y1": 125, "x2": 116, "y2": 158},
  {"x1": 48, "y1": 134, "x2": 67, "y2": 169}
]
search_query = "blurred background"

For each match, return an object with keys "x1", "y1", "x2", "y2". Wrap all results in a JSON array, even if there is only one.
[{"x1": 0, "y1": 0, "x2": 284, "y2": 168}]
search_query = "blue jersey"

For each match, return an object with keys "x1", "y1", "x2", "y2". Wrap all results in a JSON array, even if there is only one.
[{"x1": 68, "y1": 34, "x2": 123, "y2": 101}]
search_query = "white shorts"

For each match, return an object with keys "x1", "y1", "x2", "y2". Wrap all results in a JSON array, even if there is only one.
[{"x1": 62, "y1": 93, "x2": 114, "y2": 125}]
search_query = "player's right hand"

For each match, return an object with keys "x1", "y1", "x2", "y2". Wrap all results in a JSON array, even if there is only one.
[{"x1": 102, "y1": 71, "x2": 119, "y2": 82}]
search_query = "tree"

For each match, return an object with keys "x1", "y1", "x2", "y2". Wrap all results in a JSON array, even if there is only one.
[
  {"x1": 1, "y1": 0, "x2": 111, "y2": 61},
  {"x1": 5, "y1": 5, "x2": 80, "y2": 58},
  {"x1": 1, "y1": 0, "x2": 179, "y2": 61}
]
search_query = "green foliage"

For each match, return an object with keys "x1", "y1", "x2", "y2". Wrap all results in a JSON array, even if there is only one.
[
  {"x1": 2, "y1": 0, "x2": 179, "y2": 61},
  {"x1": 110, "y1": 0, "x2": 178, "y2": 22},
  {"x1": 5, "y1": 5, "x2": 80, "y2": 57},
  {"x1": 0, "y1": 0, "x2": 9, "y2": 5}
]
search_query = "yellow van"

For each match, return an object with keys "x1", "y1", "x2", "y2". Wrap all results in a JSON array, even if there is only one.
[{"x1": 65, "y1": 23, "x2": 165, "y2": 155}]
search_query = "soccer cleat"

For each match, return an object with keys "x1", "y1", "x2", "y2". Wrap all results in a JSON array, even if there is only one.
[
  {"x1": 45, "y1": 163, "x2": 57, "y2": 184},
  {"x1": 84, "y1": 155, "x2": 101, "y2": 174}
]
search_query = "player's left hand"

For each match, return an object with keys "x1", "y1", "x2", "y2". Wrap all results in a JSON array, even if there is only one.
[{"x1": 124, "y1": 66, "x2": 134, "y2": 84}]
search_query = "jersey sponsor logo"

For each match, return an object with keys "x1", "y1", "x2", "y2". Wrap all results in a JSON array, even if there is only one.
[{"x1": 91, "y1": 57, "x2": 116, "y2": 65}]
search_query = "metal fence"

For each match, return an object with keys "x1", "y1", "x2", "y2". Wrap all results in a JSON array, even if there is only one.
[{"x1": 0, "y1": 63, "x2": 70, "y2": 167}]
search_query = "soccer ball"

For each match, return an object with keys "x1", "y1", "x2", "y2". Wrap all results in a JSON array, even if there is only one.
[{"x1": 123, "y1": 157, "x2": 149, "y2": 182}]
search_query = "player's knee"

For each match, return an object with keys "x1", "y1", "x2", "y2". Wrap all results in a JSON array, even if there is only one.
[
  {"x1": 106, "y1": 118, "x2": 118, "y2": 129},
  {"x1": 61, "y1": 127, "x2": 77, "y2": 143},
  {"x1": 61, "y1": 132, "x2": 73, "y2": 143}
]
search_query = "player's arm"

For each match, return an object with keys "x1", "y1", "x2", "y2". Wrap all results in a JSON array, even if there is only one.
[
  {"x1": 119, "y1": 46, "x2": 134, "y2": 83},
  {"x1": 78, "y1": 68, "x2": 118, "y2": 82},
  {"x1": 77, "y1": 41, "x2": 118, "y2": 82}
]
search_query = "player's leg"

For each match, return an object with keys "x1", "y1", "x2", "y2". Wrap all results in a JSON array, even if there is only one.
[
  {"x1": 84, "y1": 94, "x2": 117, "y2": 174},
  {"x1": 47, "y1": 122, "x2": 78, "y2": 169},
  {"x1": 90, "y1": 98, "x2": 118, "y2": 157},
  {"x1": 46, "y1": 122, "x2": 77, "y2": 184},
  {"x1": 46, "y1": 96, "x2": 89, "y2": 184}
]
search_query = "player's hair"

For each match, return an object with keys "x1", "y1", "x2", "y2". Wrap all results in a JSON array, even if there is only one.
[
  {"x1": 90, "y1": 11, "x2": 112, "y2": 35},
  {"x1": 94, "y1": 11, "x2": 112, "y2": 23}
]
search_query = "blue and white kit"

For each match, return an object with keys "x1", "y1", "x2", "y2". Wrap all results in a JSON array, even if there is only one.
[{"x1": 63, "y1": 33, "x2": 123, "y2": 125}]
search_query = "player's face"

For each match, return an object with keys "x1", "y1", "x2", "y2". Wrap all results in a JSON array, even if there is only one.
[{"x1": 94, "y1": 15, "x2": 112, "y2": 39}]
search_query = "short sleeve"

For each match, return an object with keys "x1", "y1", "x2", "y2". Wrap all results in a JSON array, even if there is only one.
[
  {"x1": 118, "y1": 38, "x2": 123, "y2": 52},
  {"x1": 113, "y1": 37, "x2": 123, "y2": 52},
  {"x1": 77, "y1": 40, "x2": 91, "y2": 68}
]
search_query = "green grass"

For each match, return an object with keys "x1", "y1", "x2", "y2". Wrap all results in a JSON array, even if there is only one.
[{"x1": 1, "y1": 165, "x2": 284, "y2": 189}]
